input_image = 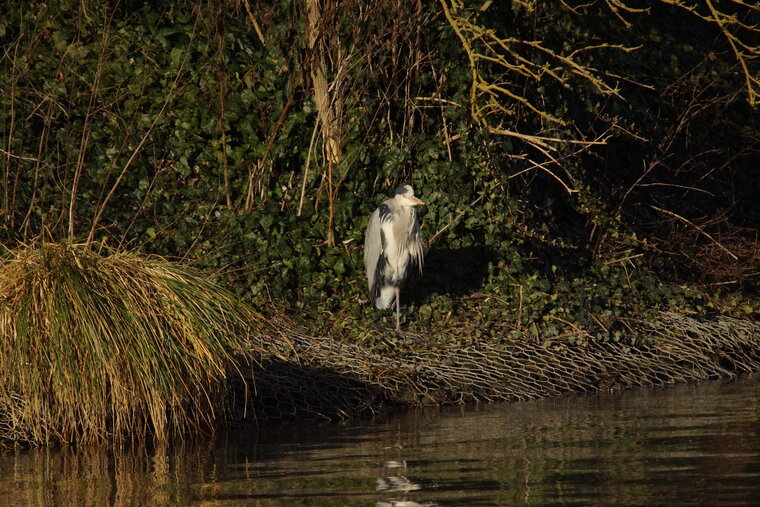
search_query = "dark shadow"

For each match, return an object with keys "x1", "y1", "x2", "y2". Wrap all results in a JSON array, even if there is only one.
[
  {"x1": 402, "y1": 237, "x2": 595, "y2": 306},
  {"x1": 405, "y1": 245, "x2": 498, "y2": 304},
  {"x1": 228, "y1": 358, "x2": 382, "y2": 425}
]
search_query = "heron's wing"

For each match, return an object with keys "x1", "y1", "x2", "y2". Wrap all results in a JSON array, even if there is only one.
[
  {"x1": 364, "y1": 206, "x2": 387, "y2": 300},
  {"x1": 373, "y1": 229, "x2": 388, "y2": 301},
  {"x1": 408, "y1": 207, "x2": 424, "y2": 275}
]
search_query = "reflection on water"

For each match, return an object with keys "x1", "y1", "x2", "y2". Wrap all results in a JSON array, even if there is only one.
[{"x1": 2, "y1": 375, "x2": 760, "y2": 505}]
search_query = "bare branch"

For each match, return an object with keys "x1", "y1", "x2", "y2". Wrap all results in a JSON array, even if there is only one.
[{"x1": 650, "y1": 205, "x2": 739, "y2": 260}]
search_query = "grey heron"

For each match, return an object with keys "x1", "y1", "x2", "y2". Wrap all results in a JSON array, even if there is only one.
[{"x1": 364, "y1": 184, "x2": 425, "y2": 335}]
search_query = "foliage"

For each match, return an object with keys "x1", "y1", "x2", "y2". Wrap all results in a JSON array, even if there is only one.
[
  {"x1": 0, "y1": 242, "x2": 268, "y2": 445},
  {"x1": 0, "y1": 0, "x2": 757, "y2": 354}
]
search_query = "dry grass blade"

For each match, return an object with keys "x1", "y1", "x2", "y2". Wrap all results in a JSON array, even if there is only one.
[{"x1": 0, "y1": 243, "x2": 271, "y2": 446}]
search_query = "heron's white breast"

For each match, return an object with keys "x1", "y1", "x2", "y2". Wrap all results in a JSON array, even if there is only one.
[{"x1": 380, "y1": 215, "x2": 412, "y2": 284}]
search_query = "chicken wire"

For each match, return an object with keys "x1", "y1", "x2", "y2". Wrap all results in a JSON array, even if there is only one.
[{"x1": 242, "y1": 312, "x2": 760, "y2": 423}]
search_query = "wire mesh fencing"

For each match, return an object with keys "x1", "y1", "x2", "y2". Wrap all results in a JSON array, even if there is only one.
[{"x1": 242, "y1": 312, "x2": 760, "y2": 423}]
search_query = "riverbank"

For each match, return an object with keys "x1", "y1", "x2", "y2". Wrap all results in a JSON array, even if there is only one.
[{"x1": 1, "y1": 244, "x2": 759, "y2": 447}]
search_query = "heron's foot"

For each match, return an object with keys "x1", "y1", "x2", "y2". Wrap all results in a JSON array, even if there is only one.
[{"x1": 395, "y1": 327, "x2": 407, "y2": 339}]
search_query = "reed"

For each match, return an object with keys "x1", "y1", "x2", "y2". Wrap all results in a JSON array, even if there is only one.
[{"x1": 0, "y1": 243, "x2": 262, "y2": 445}]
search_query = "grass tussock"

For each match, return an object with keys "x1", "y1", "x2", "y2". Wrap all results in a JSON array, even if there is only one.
[{"x1": 0, "y1": 243, "x2": 265, "y2": 446}]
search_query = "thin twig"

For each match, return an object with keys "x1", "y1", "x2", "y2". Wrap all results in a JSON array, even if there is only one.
[
  {"x1": 0, "y1": 148, "x2": 38, "y2": 163},
  {"x1": 298, "y1": 121, "x2": 320, "y2": 216},
  {"x1": 217, "y1": 22, "x2": 232, "y2": 209},
  {"x1": 650, "y1": 205, "x2": 739, "y2": 260},
  {"x1": 241, "y1": 0, "x2": 266, "y2": 45}
]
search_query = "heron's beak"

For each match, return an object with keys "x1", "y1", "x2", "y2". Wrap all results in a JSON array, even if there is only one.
[{"x1": 409, "y1": 196, "x2": 425, "y2": 206}]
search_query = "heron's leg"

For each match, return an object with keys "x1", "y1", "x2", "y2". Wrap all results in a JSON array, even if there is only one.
[{"x1": 394, "y1": 287, "x2": 403, "y2": 336}]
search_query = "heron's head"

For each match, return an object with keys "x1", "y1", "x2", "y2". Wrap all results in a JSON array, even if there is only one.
[{"x1": 394, "y1": 184, "x2": 425, "y2": 206}]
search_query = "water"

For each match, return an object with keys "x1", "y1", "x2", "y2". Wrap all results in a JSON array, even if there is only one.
[{"x1": 2, "y1": 376, "x2": 760, "y2": 506}]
